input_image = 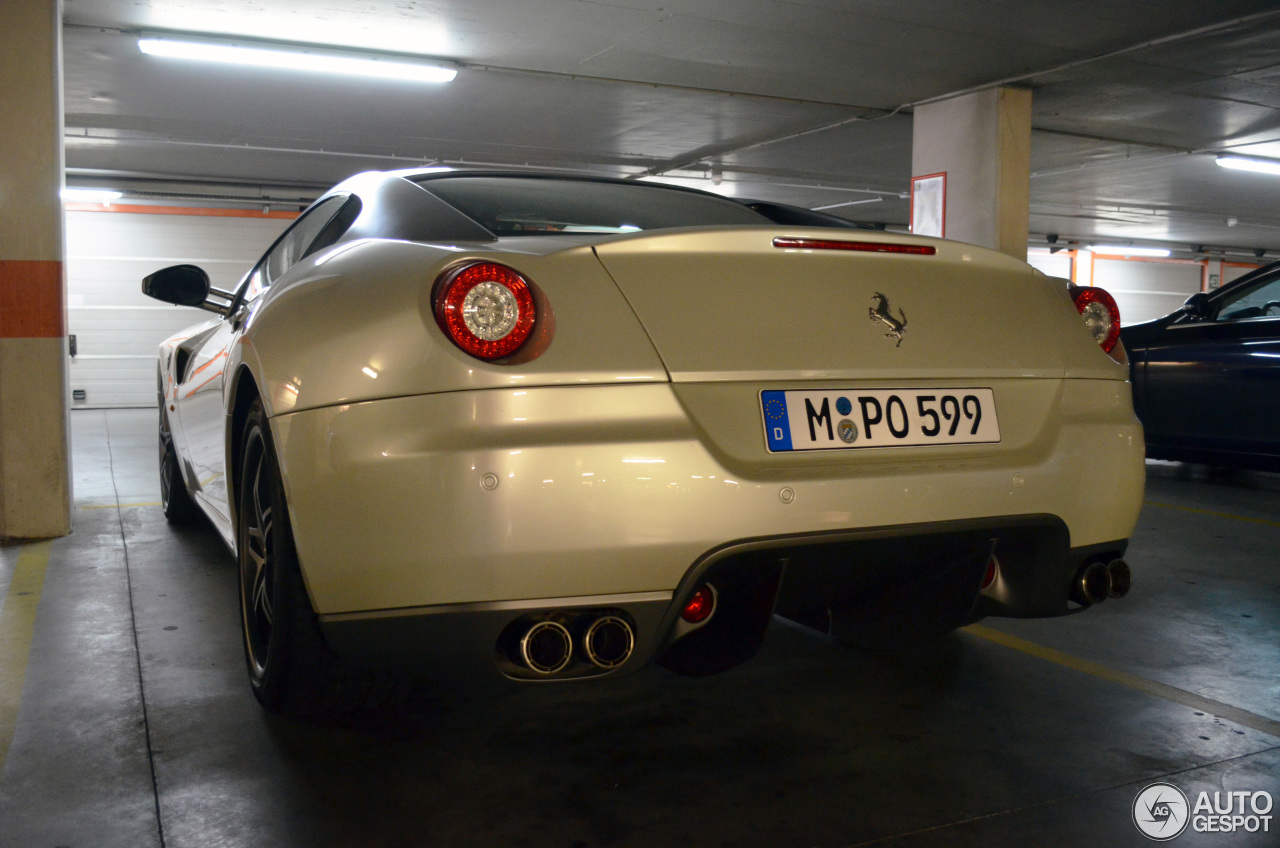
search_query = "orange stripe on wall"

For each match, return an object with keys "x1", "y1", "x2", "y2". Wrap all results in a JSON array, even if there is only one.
[
  {"x1": 0, "y1": 260, "x2": 65, "y2": 338},
  {"x1": 65, "y1": 203, "x2": 300, "y2": 220}
]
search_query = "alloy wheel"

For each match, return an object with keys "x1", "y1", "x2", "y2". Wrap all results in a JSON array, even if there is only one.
[{"x1": 241, "y1": 430, "x2": 275, "y2": 680}]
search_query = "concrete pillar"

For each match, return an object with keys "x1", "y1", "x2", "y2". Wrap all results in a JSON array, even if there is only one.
[
  {"x1": 0, "y1": 0, "x2": 72, "y2": 539},
  {"x1": 911, "y1": 87, "x2": 1032, "y2": 259}
]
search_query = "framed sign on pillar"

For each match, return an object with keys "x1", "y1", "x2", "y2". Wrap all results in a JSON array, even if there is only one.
[{"x1": 910, "y1": 172, "x2": 946, "y2": 238}]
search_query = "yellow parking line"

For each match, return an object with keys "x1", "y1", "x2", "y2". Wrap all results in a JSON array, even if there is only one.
[
  {"x1": 0, "y1": 540, "x2": 52, "y2": 780},
  {"x1": 1145, "y1": 500, "x2": 1280, "y2": 529},
  {"x1": 966, "y1": 624, "x2": 1280, "y2": 740},
  {"x1": 79, "y1": 502, "x2": 161, "y2": 510}
]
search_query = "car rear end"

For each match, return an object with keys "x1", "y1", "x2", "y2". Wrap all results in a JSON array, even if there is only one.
[{"x1": 258, "y1": 175, "x2": 1143, "y2": 682}]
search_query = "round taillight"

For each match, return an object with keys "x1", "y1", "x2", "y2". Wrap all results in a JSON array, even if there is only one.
[
  {"x1": 681, "y1": 584, "x2": 716, "y2": 624},
  {"x1": 435, "y1": 262, "x2": 536, "y2": 360},
  {"x1": 1070, "y1": 285, "x2": 1121, "y2": 353}
]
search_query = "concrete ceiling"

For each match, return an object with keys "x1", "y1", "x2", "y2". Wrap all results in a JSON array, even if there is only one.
[{"x1": 61, "y1": 0, "x2": 1280, "y2": 256}]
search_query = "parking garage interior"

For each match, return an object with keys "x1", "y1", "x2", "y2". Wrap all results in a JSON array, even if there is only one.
[{"x1": 3, "y1": 2, "x2": 1280, "y2": 846}]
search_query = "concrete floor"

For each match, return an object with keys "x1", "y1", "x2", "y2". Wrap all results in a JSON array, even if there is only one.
[{"x1": 1, "y1": 407, "x2": 1277, "y2": 847}]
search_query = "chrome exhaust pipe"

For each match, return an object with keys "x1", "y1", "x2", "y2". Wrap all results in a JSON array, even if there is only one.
[
  {"x1": 519, "y1": 620, "x2": 573, "y2": 675},
  {"x1": 583, "y1": 615, "x2": 635, "y2": 669},
  {"x1": 1106, "y1": 559, "x2": 1131, "y2": 599},
  {"x1": 1071, "y1": 561, "x2": 1112, "y2": 606}
]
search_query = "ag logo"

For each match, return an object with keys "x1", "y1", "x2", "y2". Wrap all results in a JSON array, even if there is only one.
[{"x1": 1133, "y1": 782, "x2": 1190, "y2": 840}]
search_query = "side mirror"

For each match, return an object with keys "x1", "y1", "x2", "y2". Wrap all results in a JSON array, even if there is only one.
[
  {"x1": 1180, "y1": 291, "x2": 1211, "y2": 320},
  {"x1": 142, "y1": 264, "x2": 211, "y2": 307}
]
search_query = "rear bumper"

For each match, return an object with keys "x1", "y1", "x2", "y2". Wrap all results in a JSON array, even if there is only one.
[
  {"x1": 276, "y1": 378, "x2": 1142, "y2": 678},
  {"x1": 317, "y1": 521, "x2": 1128, "y2": 682},
  {"x1": 273, "y1": 381, "x2": 1143, "y2": 618}
]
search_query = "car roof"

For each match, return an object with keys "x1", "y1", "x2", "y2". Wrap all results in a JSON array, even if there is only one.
[{"x1": 330, "y1": 168, "x2": 876, "y2": 242}]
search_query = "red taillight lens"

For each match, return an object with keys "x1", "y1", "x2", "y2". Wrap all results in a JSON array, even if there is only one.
[
  {"x1": 681, "y1": 584, "x2": 716, "y2": 624},
  {"x1": 434, "y1": 262, "x2": 536, "y2": 360},
  {"x1": 1070, "y1": 285, "x2": 1121, "y2": 354}
]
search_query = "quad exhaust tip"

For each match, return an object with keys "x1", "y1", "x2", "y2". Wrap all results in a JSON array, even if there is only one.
[
  {"x1": 1105, "y1": 559, "x2": 1131, "y2": 599},
  {"x1": 1070, "y1": 559, "x2": 1132, "y2": 606},
  {"x1": 583, "y1": 616, "x2": 635, "y2": 669},
  {"x1": 514, "y1": 614, "x2": 635, "y2": 675},
  {"x1": 1076, "y1": 561, "x2": 1111, "y2": 605},
  {"x1": 519, "y1": 620, "x2": 573, "y2": 675}
]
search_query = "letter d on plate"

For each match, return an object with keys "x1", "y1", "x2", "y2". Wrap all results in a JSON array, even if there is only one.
[{"x1": 761, "y1": 391, "x2": 793, "y2": 451}]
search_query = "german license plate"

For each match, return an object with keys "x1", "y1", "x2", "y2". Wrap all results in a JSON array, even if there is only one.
[{"x1": 761, "y1": 388, "x2": 1000, "y2": 452}]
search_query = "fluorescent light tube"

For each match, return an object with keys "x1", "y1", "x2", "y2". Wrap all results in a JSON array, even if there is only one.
[
  {"x1": 62, "y1": 188, "x2": 123, "y2": 204},
  {"x1": 1089, "y1": 245, "x2": 1171, "y2": 257},
  {"x1": 1216, "y1": 156, "x2": 1280, "y2": 177},
  {"x1": 138, "y1": 34, "x2": 457, "y2": 83}
]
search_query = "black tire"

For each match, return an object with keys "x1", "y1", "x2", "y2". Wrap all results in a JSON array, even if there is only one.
[
  {"x1": 237, "y1": 399, "x2": 335, "y2": 715},
  {"x1": 159, "y1": 407, "x2": 197, "y2": 524}
]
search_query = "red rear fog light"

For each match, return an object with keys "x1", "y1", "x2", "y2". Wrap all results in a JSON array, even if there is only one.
[{"x1": 681, "y1": 584, "x2": 716, "y2": 624}]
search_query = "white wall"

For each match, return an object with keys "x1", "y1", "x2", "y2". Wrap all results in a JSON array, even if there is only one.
[
  {"x1": 1223, "y1": 263, "x2": 1260, "y2": 285},
  {"x1": 65, "y1": 209, "x2": 291, "y2": 407},
  {"x1": 1025, "y1": 251, "x2": 1072, "y2": 280}
]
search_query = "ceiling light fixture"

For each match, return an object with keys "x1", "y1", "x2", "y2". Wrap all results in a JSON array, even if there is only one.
[
  {"x1": 1215, "y1": 156, "x2": 1280, "y2": 177},
  {"x1": 62, "y1": 188, "x2": 123, "y2": 204},
  {"x1": 1089, "y1": 245, "x2": 1171, "y2": 257},
  {"x1": 138, "y1": 34, "x2": 457, "y2": 83}
]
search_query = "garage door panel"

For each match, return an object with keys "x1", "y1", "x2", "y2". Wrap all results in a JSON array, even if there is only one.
[
  {"x1": 66, "y1": 210, "x2": 290, "y2": 408},
  {"x1": 1094, "y1": 257, "x2": 1202, "y2": 326},
  {"x1": 67, "y1": 259, "x2": 250, "y2": 299},
  {"x1": 67, "y1": 213, "x2": 288, "y2": 257},
  {"x1": 68, "y1": 359, "x2": 161, "y2": 408},
  {"x1": 67, "y1": 257, "x2": 253, "y2": 295},
  {"x1": 71, "y1": 312, "x2": 210, "y2": 357}
]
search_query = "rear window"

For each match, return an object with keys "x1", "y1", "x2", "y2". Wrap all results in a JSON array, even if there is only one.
[{"x1": 414, "y1": 176, "x2": 767, "y2": 235}]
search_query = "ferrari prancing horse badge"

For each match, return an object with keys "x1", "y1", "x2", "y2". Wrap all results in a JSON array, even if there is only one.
[{"x1": 869, "y1": 292, "x2": 907, "y2": 347}]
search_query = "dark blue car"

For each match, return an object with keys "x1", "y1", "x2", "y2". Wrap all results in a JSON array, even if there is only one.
[{"x1": 1121, "y1": 260, "x2": 1280, "y2": 471}]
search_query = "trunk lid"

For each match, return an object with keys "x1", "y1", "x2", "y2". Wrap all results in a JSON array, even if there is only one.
[{"x1": 592, "y1": 229, "x2": 1076, "y2": 382}]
